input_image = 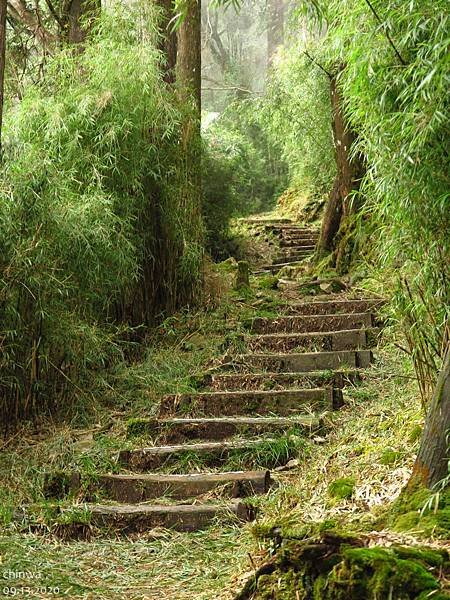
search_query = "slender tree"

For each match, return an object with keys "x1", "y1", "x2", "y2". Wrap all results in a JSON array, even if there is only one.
[
  {"x1": 317, "y1": 69, "x2": 364, "y2": 269},
  {"x1": 0, "y1": 0, "x2": 6, "y2": 153},
  {"x1": 410, "y1": 348, "x2": 450, "y2": 489},
  {"x1": 176, "y1": 0, "x2": 201, "y2": 110},
  {"x1": 61, "y1": 0, "x2": 101, "y2": 45}
]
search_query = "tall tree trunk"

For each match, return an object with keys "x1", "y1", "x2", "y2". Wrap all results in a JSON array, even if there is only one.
[
  {"x1": 410, "y1": 348, "x2": 450, "y2": 489},
  {"x1": 317, "y1": 72, "x2": 364, "y2": 266},
  {"x1": 63, "y1": 0, "x2": 100, "y2": 45},
  {"x1": 174, "y1": 0, "x2": 202, "y2": 304},
  {"x1": 156, "y1": 0, "x2": 177, "y2": 84},
  {"x1": 0, "y1": 0, "x2": 6, "y2": 154},
  {"x1": 176, "y1": 0, "x2": 201, "y2": 111},
  {"x1": 267, "y1": 0, "x2": 284, "y2": 68}
]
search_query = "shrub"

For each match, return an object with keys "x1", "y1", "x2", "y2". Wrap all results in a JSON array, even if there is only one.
[{"x1": 0, "y1": 3, "x2": 203, "y2": 423}]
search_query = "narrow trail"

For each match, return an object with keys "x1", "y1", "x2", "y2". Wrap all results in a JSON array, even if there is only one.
[{"x1": 83, "y1": 217, "x2": 384, "y2": 533}]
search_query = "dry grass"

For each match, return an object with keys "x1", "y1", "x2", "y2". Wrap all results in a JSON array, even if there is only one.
[
  {"x1": 1, "y1": 253, "x2": 447, "y2": 597},
  {"x1": 2, "y1": 340, "x2": 444, "y2": 598}
]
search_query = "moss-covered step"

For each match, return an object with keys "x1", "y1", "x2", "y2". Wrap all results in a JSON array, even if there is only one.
[
  {"x1": 158, "y1": 388, "x2": 335, "y2": 417},
  {"x1": 285, "y1": 298, "x2": 385, "y2": 316},
  {"x1": 95, "y1": 471, "x2": 272, "y2": 502},
  {"x1": 250, "y1": 312, "x2": 374, "y2": 334},
  {"x1": 258, "y1": 260, "x2": 308, "y2": 273},
  {"x1": 119, "y1": 438, "x2": 299, "y2": 471},
  {"x1": 234, "y1": 350, "x2": 372, "y2": 372},
  {"x1": 265, "y1": 225, "x2": 319, "y2": 233},
  {"x1": 275, "y1": 248, "x2": 317, "y2": 259},
  {"x1": 89, "y1": 500, "x2": 255, "y2": 533},
  {"x1": 127, "y1": 415, "x2": 321, "y2": 443},
  {"x1": 246, "y1": 328, "x2": 380, "y2": 353},
  {"x1": 271, "y1": 254, "x2": 315, "y2": 266},
  {"x1": 279, "y1": 237, "x2": 318, "y2": 248},
  {"x1": 204, "y1": 369, "x2": 361, "y2": 392},
  {"x1": 241, "y1": 217, "x2": 293, "y2": 225}
]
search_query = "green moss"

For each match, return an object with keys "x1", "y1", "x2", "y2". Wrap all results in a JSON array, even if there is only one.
[
  {"x1": 379, "y1": 447, "x2": 404, "y2": 465},
  {"x1": 409, "y1": 424, "x2": 422, "y2": 443},
  {"x1": 257, "y1": 274, "x2": 279, "y2": 290},
  {"x1": 328, "y1": 477, "x2": 355, "y2": 500},
  {"x1": 327, "y1": 547, "x2": 440, "y2": 599},
  {"x1": 389, "y1": 479, "x2": 450, "y2": 539},
  {"x1": 392, "y1": 545, "x2": 448, "y2": 568},
  {"x1": 216, "y1": 257, "x2": 237, "y2": 273},
  {"x1": 256, "y1": 570, "x2": 305, "y2": 599},
  {"x1": 126, "y1": 417, "x2": 156, "y2": 437},
  {"x1": 248, "y1": 540, "x2": 448, "y2": 600}
]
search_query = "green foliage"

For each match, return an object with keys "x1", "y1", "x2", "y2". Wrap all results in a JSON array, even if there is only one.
[
  {"x1": 261, "y1": 46, "x2": 335, "y2": 196},
  {"x1": 0, "y1": 3, "x2": 203, "y2": 423},
  {"x1": 202, "y1": 103, "x2": 288, "y2": 258},
  {"x1": 282, "y1": 0, "x2": 449, "y2": 394},
  {"x1": 332, "y1": 0, "x2": 450, "y2": 396}
]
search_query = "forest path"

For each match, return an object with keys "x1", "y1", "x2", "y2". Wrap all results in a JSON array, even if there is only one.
[{"x1": 83, "y1": 218, "x2": 384, "y2": 533}]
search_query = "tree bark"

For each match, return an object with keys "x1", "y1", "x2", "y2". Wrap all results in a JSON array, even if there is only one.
[
  {"x1": 0, "y1": 0, "x2": 6, "y2": 154},
  {"x1": 267, "y1": 0, "x2": 284, "y2": 68},
  {"x1": 176, "y1": 0, "x2": 201, "y2": 111},
  {"x1": 62, "y1": 0, "x2": 100, "y2": 45},
  {"x1": 317, "y1": 72, "x2": 364, "y2": 261},
  {"x1": 410, "y1": 348, "x2": 450, "y2": 489},
  {"x1": 156, "y1": 0, "x2": 177, "y2": 84}
]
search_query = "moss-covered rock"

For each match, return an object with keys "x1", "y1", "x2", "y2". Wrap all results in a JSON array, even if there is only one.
[
  {"x1": 257, "y1": 274, "x2": 279, "y2": 290},
  {"x1": 319, "y1": 546, "x2": 440, "y2": 599},
  {"x1": 236, "y1": 534, "x2": 449, "y2": 600}
]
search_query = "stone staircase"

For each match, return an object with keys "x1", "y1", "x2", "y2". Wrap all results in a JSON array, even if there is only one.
[
  {"x1": 256, "y1": 222, "x2": 320, "y2": 273},
  {"x1": 53, "y1": 218, "x2": 384, "y2": 534}
]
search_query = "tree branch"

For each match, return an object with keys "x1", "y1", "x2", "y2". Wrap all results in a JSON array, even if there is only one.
[
  {"x1": 202, "y1": 85, "x2": 262, "y2": 94},
  {"x1": 303, "y1": 49, "x2": 333, "y2": 78},
  {"x1": 43, "y1": 0, "x2": 65, "y2": 31},
  {"x1": 7, "y1": 0, "x2": 55, "y2": 46},
  {"x1": 363, "y1": 0, "x2": 406, "y2": 66}
]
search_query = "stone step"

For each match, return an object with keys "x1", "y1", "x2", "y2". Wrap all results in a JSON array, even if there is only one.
[
  {"x1": 127, "y1": 416, "x2": 321, "y2": 443},
  {"x1": 159, "y1": 388, "x2": 335, "y2": 418},
  {"x1": 119, "y1": 439, "x2": 292, "y2": 471},
  {"x1": 280, "y1": 238, "x2": 318, "y2": 247},
  {"x1": 277, "y1": 233, "x2": 319, "y2": 240},
  {"x1": 204, "y1": 370, "x2": 361, "y2": 392},
  {"x1": 276, "y1": 245, "x2": 317, "y2": 256},
  {"x1": 89, "y1": 500, "x2": 255, "y2": 533},
  {"x1": 250, "y1": 312, "x2": 373, "y2": 334},
  {"x1": 246, "y1": 328, "x2": 380, "y2": 353},
  {"x1": 286, "y1": 298, "x2": 385, "y2": 316},
  {"x1": 95, "y1": 471, "x2": 271, "y2": 502},
  {"x1": 272, "y1": 253, "x2": 314, "y2": 265},
  {"x1": 265, "y1": 225, "x2": 318, "y2": 233},
  {"x1": 242, "y1": 218, "x2": 292, "y2": 226},
  {"x1": 234, "y1": 350, "x2": 373, "y2": 373},
  {"x1": 258, "y1": 261, "x2": 308, "y2": 273}
]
